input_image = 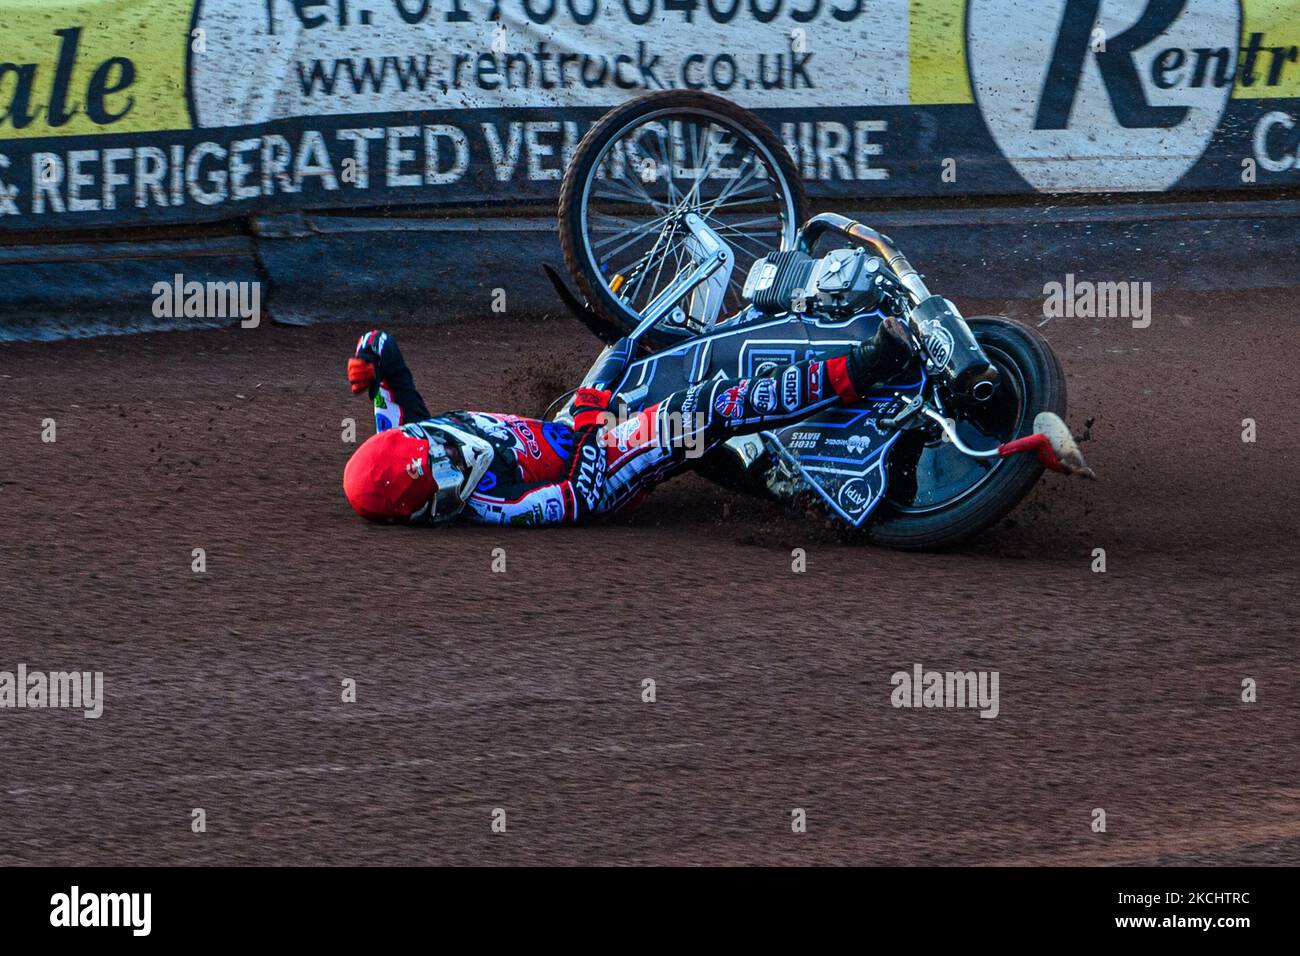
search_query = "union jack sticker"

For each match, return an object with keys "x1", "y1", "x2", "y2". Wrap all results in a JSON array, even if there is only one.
[{"x1": 714, "y1": 380, "x2": 750, "y2": 420}]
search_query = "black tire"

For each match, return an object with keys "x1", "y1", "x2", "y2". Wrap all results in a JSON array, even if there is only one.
[
  {"x1": 866, "y1": 317, "x2": 1068, "y2": 550},
  {"x1": 559, "y1": 91, "x2": 807, "y2": 351}
]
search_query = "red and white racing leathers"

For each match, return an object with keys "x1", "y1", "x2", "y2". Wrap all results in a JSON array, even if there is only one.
[{"x1": 353, "y1": 329, "x2": 886, "y2": 527}]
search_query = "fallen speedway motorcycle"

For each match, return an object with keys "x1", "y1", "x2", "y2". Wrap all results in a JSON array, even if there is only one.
[{"x1": 544, "y1": 91, "x2": 1092, "y2": 550}]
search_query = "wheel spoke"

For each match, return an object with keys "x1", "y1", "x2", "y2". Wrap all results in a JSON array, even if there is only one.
[
  {"x1": 699, "y1": 156, "x2": 765, "y2": 216},
  {"x1": 590, "y1": 212, "x2": 675, "y2": 258},
  {"x1": 711, "y1": 224, "x2": 778, "y2": 259},
  {"x1": 626, "y1": 217, "x2": 677, "y2": 305}
]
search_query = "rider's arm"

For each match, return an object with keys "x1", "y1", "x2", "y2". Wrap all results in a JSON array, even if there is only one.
[
  {"x1": 347, "y1": 330, "x2": 431, "y2": 429},
  {"x1": 467, "y1": 389, "x2": 612, "y2": 526}
]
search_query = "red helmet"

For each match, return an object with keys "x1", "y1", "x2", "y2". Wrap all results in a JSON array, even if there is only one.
[{"x1": 343, "y1": 427, "x2": 436, "y2": 521}]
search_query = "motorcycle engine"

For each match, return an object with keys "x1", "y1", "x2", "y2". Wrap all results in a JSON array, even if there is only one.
[
  {"x1": 743, "y1": 246, "x2": 898, "y2": 317},
  {"x1": 741, "y1": 250, "x2": 816, "y2": 314}
]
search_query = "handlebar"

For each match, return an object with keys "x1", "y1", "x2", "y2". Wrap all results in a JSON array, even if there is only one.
[{"x1": 799, "y1": 213, "x2": 998, "y2": 401}]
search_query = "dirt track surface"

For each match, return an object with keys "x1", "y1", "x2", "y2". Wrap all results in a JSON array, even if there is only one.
[{"x1": 1, "y1": 290, "x2": 1297, "y2": 866}]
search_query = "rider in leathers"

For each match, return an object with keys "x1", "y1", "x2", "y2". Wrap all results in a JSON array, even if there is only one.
[{"x1": 341, "y1": 322, "x2": 913, "y2": 526}]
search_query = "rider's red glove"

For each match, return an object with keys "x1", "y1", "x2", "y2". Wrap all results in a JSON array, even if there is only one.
[
  {"x1": 571, "y1": 387, "x2": 614, "y2": 430},
  {"x1": 347, "y1": 357, "x2": 375, "y2": 394}
]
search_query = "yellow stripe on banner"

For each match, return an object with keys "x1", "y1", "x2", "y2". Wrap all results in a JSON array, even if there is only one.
[
  {"x1": 908, "y1": 0, "x2": 1300, "y2": 104},
  {"x1": 909, "y1": 0, "x2": 974, "y2": 105},
  {"x1": 0, "y1": 0, "x2": 192, "y2": 140},
  {"x1": 1235, "y1": 0, "x2": 1300, "y2": 98}
]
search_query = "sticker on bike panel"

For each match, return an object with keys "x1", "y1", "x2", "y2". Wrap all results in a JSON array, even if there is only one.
[{"x1": 771, "y1": 385, "x2": 920, "y2": 527}]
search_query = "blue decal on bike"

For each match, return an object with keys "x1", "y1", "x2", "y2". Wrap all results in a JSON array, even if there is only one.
[{"x1": 476, "y1": 470, "x2": 497, "y2": 493}]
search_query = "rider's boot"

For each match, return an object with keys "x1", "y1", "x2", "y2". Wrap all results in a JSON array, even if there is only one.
[{"x1": 832, "y1": 316, "x2": 916, "y2": 400}]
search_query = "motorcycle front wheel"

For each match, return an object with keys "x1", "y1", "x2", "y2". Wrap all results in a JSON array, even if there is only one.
[{"x1": 559, "y1": 90, "x2": 807, "y2": 351}]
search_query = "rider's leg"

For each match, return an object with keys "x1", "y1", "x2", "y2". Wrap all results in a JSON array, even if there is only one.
[
  {"x1": 595, "y1": 317, "x2": 913, "y2": 512},
  {"x1": 662, "y1": 315, "x2": 911, "y2": 445}
]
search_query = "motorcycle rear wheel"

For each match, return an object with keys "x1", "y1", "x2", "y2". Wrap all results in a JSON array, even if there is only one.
[{"x1": 866, "y1": 317, "x2": 1068, "y2": 550}]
